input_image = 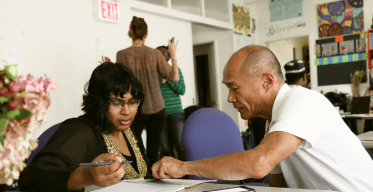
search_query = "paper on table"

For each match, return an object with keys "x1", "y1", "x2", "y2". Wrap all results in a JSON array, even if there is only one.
[
  {"x1": 91, "y1": 178, "x2": 216, "y2": 192},
  {"x1": 357, "y1": 131, "x2": 373, "y2": 141}
]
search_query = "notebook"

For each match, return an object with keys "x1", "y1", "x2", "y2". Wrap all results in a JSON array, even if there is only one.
[
  {"x1": 350, "y1": 96, "x2": 371, "y2": 114},
  {"x1": 88, "y1": 178, "x2": 216, "y2": 192}
]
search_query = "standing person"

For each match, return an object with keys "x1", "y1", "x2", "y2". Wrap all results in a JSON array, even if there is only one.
[
  {"x1": 19, "y1": 62, "x2": 149, "y2": 191},
  {"x1": 284, "y1": 59, "x2": 308, "y2": 88},
  {"x1": 156, "y1": 45, "x2": 186, "y2": 161},
  {"x1": 116, "y1": 16, "x2": 180, "y2": 166},
  {"x1": 151, "y1": 45, "x2": 373, "y2": 191}
]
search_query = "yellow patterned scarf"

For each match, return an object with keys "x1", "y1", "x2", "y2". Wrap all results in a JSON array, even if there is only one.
[{"x1": 101, "y1": 128, "x2": 147, "y2": 179}]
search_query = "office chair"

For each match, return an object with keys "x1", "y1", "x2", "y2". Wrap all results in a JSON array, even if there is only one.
[
  {"x1": 182, "y1": 108, "x2": 268, "y2": 186},
  {"x1": 183, "y1": 105, "x2": 204, "y2": 122},
  {"x1": 26, "y1": 123, "x2": 61, "y2": 165},
  {"x1": 182, "y1": 108, "x2": 243, "y2": 183}
]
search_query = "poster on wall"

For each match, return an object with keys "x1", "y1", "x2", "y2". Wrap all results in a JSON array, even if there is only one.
[
  {"x1": 315, "y1": 33, "x2": 367, "y2": 86},
  {"x1": 317, "y1": 0, "x2": 364, "y2": 38},
  {"x1": 232, "y1": 4, "x2": 251, "y2": 37},
  {"x1": 270, "y1": 0, "x2": 303, "y2": 22}
]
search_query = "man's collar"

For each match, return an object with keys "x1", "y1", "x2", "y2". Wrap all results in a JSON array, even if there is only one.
[
  {"x1": 271, "y1": 83, "x2": 291, "y2": 123},
  {"x1": 265, "y1": 83, "x2": 291, "y2": 134}
]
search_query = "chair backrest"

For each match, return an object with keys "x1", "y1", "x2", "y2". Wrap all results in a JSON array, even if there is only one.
[
  {"x1": 183, "y1": 105, "x2": 204, "y2": 122},
  {"x1": 26, "y1": 123, "x2": 61, "y2": 165},
  {"x1": 182, "y1": 108, "x2": 244, "y2": 181}
]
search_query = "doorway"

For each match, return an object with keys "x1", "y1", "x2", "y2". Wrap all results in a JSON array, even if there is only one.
[
  {"x1": 268, "y1": 36, "x2": 310, "y2": 88},
  {"x1": 193, "y1": 43, "x2": 218, "y2": 108}
]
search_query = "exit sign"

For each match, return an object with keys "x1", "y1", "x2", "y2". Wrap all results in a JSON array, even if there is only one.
[{"x1": 98, "y1": 0, "x2": 120, "y2": 23}]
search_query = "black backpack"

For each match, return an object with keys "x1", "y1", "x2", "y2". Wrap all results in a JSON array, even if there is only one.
[{"x1": 241, "y1": 126, "x2": 255, "y2": 150}]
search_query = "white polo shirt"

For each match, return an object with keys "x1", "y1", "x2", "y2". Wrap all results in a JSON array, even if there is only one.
[{"x1": 267, "y1": 84, "x2": 373, "y2": 191}]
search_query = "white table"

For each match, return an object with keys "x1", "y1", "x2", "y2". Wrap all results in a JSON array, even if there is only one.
[
  {"x1": 180, "y1": 183, "x2": 335, "y2": 192},
  {"x1": 357, "y1": 131, "x2": 373, "y2": 148},
  {"x1": 340, "y1": 113, "x2": 373, "y2": 135},
  {"x1": 86, "y1": 182, "x2": 336, "y2": 192}
]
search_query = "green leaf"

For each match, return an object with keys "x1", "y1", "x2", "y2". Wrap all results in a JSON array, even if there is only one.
[
  {"x1": 15, "y1": 108, "x2": 32, "y2": 119},
  {"x1": 16, "y1": 92, "x2": 27, "y2": 97},
  {"x1": 0, "y1": 97, "x2": 10, "y2": 104},
  {"x1": 4, "y1": 77, "x2": 9, "y2": 84},
  {"x1": 6, "y1": 109, "x2": 20, "y2": 119},
  {"x1": 4, "y1": 71, "x2": 16, "y2": 81},
  {"x1": 7, "y1": 65, "x2": 17, "y2": 77},
  {"x1": 0, "y1": 118, "x2": 9, "y2": 138},
  {"x1": 0, "y1": 136, "x2": 3, "y2": 146}
]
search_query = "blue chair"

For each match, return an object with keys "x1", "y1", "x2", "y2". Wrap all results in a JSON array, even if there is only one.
[
  {"x1": 182, "y1": 108, "x2": 269, "y2": 187},
  {"x1": 183, "y1": 105, "x2": 204, "y2": 122},
  {"x1": 182, "y1": 108, "x2": 244, "y2": 183},
  {"x1": 26, "y1": 123, "x2": 61, "y2": 165}
]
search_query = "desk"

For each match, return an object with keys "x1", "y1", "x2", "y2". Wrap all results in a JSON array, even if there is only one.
[
  {"x1": 181, "y1": 183, "x2": 335, "y2": 192},
  {"x1": 357, "y1": 131, "x2": 373, "y2": 148},
  {"x1": 86, "y1": 182, "x2": 336, "y2": 192},
  {"x1": 341, "y1": 113, "x2": 373, "y2": 135}
]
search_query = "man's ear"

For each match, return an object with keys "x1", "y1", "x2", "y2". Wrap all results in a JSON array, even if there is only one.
[
  {"x1": 143, "y1": 33, "x2": 148, "y2": 40},
  {"x1": 263, "y1": 73, "x2": 274, "y2": 90}
]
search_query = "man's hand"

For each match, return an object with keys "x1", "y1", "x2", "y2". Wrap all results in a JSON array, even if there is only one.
[
  {"x1": 85, "y1": 153, "x2": 125, "y2": 187},
  {"x1": 100, "y1": 56, "x2": 112, "y2": 64},
  {"x1": 151, "y1": 156, "x2": 185, "y2": 179}
]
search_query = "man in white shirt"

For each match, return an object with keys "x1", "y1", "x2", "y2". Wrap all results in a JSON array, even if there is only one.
[
  {"x1": 151, "y1": 45, "x2": 373, "y2": 191},
  {"x1": 284, "y1": 59, "x2": 308, "y2": 88}
]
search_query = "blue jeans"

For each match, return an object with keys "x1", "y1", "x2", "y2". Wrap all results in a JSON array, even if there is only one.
[{"x1": 160, "y1": 113, "x2": 185, "y2": 156}]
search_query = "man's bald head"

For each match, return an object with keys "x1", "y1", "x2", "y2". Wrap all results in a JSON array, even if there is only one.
[
  {"x1": 229, "y1": 45, "x2": 284, "y2": 82},
  {"x1": 223, "y1": 45, "x2": 285, "y2": 121}
]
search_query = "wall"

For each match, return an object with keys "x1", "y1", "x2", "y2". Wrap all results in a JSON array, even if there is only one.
[
  {"x1": 193, "y1": 43, "x2": 218, "y2": 108},
  {"x1": 190, "y1": 0, "x2": 260, "y2": 132},
  {"x1": 0, "y1": 0, "x2": 195, "y2": 138},
  {"x1": 191, "y1": 24, "x2": 237, "y2": 124},
  {"x1": 254, "y1": 0, "x2": 373, "y2": 95},
  {"x1": 269, "y1": 36, "x2": 309, "y2": 77}
]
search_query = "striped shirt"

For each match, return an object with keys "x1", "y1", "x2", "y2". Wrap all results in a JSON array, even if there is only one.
[{"x1": 159, "y1": 68, "x2": 185, "y2": 115}]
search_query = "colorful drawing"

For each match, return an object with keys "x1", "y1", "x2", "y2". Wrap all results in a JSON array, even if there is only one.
[
  {"x1": 317, "y1": 0, "x2": 364, "y2": 38},
  {"x1": 233, "y1": 4, "x2": 251, "y2": 37}
]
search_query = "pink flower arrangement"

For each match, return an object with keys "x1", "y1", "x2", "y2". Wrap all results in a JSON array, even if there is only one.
[{"x1": 0, "y1": 65, "x2": 57, "y2": 186}]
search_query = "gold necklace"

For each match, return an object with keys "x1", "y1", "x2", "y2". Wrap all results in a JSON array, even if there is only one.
[{"x1": 101, "y1": 128, "x2": 147, "y2": 179}]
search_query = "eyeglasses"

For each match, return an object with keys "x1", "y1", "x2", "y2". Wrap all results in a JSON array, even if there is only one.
[{"x1": 109, "y1": 99, "x2": 140, "y2": 109}]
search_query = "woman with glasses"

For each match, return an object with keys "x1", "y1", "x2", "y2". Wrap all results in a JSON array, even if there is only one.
[{"x1": 19, "y1": 62, "x2": 149, "y2": 192}]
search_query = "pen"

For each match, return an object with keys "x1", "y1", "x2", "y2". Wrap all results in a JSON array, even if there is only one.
[{"x1": 79, "y1": 160, "x2": 132, "y2": 167}]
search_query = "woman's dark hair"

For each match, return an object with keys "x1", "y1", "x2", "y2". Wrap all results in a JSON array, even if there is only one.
[
  {"x1": 156, "y1": 46, "x2": 170, "y2": 61},
  {"x1": 82, "y1": 62, "x2": 145, "y2": 133},
  {"x1": 130, "y1": 16, "x2": 148, "y2": 40}
]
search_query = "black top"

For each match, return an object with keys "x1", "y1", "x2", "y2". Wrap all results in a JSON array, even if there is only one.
[{"x1": 18, "y1": 115, "x2": 150, "y2": 192}]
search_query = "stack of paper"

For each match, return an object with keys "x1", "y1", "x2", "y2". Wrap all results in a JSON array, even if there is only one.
[{"x1": 89, "y1": 178, "x2": 216, "y2": 192}]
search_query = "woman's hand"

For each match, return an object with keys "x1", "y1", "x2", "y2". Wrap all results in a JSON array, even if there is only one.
[
  {"x1": 168, "y1": 38, "x2": 178, "y2": 59},
  {"x1": 100, "y1": 56, "x2": 112, "y2": 64},
  {"x1": 86, "y1": 153, "x2": 125, "y2": 187},
  {"x1": 161, "y1": 78, "x2": 167, "y2": 84}
]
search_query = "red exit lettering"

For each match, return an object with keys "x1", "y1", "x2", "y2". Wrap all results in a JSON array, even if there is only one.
[{"x1": 100, "y1": 0, "x2": 118, "y2": 21}]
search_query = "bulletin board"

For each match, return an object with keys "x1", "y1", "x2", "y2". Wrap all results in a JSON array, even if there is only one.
[
  {"x1": 270, "y1": 0, "x2": 303, "y2": 22},
  {"x1": 316, "y1": 33, "x2": 367, "y2": 86}
]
